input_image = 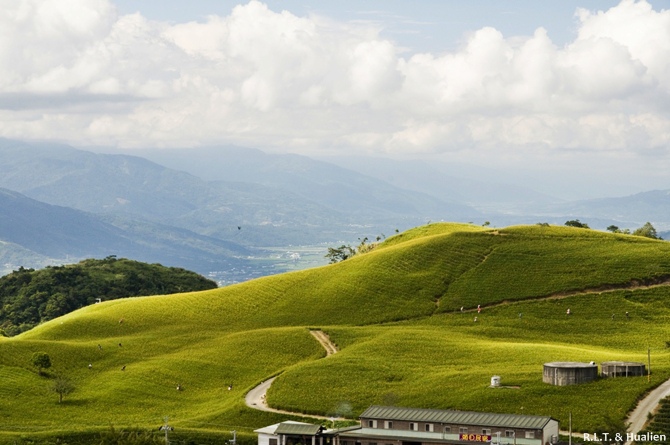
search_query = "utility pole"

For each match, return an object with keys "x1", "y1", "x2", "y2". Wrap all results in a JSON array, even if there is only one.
[
  {"x1": 648, "y1": 345, "x2": 651, "y2": 383},
  {"x1": 159, "y1": 416, "x2": 174, "y2": 445},
  {"x1": 569, "y1": 412, "x2": 572, "y2": 445}
]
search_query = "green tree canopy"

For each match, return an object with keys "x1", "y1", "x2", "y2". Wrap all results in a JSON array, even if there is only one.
[
  {"x1": 633, "y1": 222, "x2": 662, "y2": 240},
  {"x1": 0, "y1": 257, "x2": 217, "y2": 336},
  {"x1": 31, "y1": 352, "x2": 51, "y2": 375},
  {"x1": 325, "y1": 245, "x2": 356, "y2": 263},
  {"x1": 565, "y1": 219, "x2": 590, "y2": 229}
]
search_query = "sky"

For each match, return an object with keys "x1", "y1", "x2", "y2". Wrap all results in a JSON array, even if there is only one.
[{"x1": 1, "y1": 0, "x2": 670, "y2": 197}]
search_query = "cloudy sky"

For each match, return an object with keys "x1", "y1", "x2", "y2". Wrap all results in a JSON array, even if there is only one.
[{"x1": 2, "y1": 0, "x2": 669, "y2": 197}]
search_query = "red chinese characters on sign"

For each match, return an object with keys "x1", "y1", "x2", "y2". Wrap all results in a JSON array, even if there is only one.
[{"x1": 459, "y1": 434, "x2": 492, "y2": 442}]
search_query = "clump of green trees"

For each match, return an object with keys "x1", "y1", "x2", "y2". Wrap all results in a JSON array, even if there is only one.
[
  {"x1": 608, "y1": 221, "x2": 662, "y2": 239},
  {"x1": 565, "y1": 220, "x2": 663, "y2": 240},
  {"x1": 325, "y1": 235, "x2": 385, "y2": 263},
  {"x1": 0, "y1": 256, "x2": 217, "y2": 336}
]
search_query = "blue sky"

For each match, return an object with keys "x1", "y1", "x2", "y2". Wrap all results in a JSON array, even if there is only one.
[
  {"x1": 113, "y1": 1, "x2": 621, "y2": 51},
  {"x1": 1, "y1": 1, "x2": 670, "y2": 197}
]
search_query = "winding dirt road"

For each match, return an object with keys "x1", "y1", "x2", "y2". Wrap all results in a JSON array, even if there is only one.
[
  {"x1": 624, "y1": 378, "x2": 670, "y2": 444},
  {"x1": 244, "y1": 330, "x2": 340, "y2": 420}
]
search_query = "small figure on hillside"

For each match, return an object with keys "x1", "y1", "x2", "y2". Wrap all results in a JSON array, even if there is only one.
[
  {"x1": 177, "y1": 384, "x2": 182, "y2": 391},
  {"x1": 626, "y1": 311, "x2": 630, "y2": 319},
  {"x1": 121, "y1": 365, "x2": 126, "y2": 371},
  {"x1": 566, "y1": 308, "x2": 571, "y2": 315},
  {"x1": 518, "y1": 313, "x2": 523, "y2": 319},
  {"x1": 98, "y1": 344, "x2": 103, "y2": 350},
  {"x1": 473, "y1": 317, "x2": 478, "y2": 322},
  {"x1": 477, "y1": 305, "x2": 481, "y2": 314},
  {"x1": 88, "y1": 363, "x2": 93, "y2": 370},
  {"x1": 119, "y1": 318, "x2": 124, "y2": 324},
  {"x1": 118, "y1": 343, "x2": 122, "y2": 347},
  {"x1": 612, "y1": 313, "x2": 615, "y2": 320},
  {"x1": 460, "y1": 307, "x2": 464, "y2": 312},
  {"x1": 228, "y1": 384, "x2": 233, "y2": 391}
]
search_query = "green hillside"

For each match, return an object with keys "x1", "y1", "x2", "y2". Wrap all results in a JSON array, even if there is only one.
[{"x1": 2, "y1": 223, "x2": 670, "y2": 443}]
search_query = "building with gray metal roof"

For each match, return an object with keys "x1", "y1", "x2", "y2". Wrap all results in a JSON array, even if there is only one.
[{"x1": 339, "y1": 406, "x2": 558, "y2": 445}]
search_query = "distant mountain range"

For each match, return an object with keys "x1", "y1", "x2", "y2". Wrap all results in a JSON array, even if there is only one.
[
  {"x1": 0, "y1": 186, "x2": 252, "y2": 276},
  {"x1": 0, "y1": 137, "x2": 668, "y2": 279}
]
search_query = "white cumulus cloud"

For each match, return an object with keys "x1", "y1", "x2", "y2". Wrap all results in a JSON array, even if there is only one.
[{"x1": 0, "y1": 0, "x2": 668, "y2": 161}]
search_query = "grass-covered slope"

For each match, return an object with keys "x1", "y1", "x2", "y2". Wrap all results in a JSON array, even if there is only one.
[{"x1": 2, "y1": 223, "x2": 670, "y2": 442}]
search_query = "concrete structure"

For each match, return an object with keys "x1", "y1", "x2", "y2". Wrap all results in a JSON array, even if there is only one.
[
  {"x1": 543, "y1": 362, "x2": 598, "y2": 386},
  {"x1": 601, "y1": 361, "x2": 646, "y2": 378},
  {"x1": 255, "y1": 421, "x2": 330, "y2": 445},
  {"x1": 491, "y1": 375, "x2": 501, "y2": 387}
]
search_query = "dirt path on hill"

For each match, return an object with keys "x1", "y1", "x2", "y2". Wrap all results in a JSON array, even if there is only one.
[
  {"x1": 469, "y1": 275, "x2": 670, "y2": 312},
  {"x1": 310, "y1": 330, "x2": 338, "y2": 356},
  {"x1": 245, "y1": 330, "x2": 341, "y2": 420}
]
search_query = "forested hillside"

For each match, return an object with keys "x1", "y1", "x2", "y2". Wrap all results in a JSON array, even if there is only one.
[{"x1": 0, "y1": 257, "x2": 217, "y2": 336}]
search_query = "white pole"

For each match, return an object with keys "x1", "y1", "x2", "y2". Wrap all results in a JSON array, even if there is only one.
[{"x1": 569, "y1": 412, "x2": 572, "y2": 445}]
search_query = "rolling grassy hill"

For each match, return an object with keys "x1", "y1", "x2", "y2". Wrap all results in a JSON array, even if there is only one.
[{"x1": 2, "y1": 223, "x2": 670, "y2": 443}]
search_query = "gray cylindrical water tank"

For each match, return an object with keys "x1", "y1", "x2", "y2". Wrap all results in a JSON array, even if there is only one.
[
  {"x1": 601, "y1": 361, "x2": 646, "y2": 378},
  {"x1": 543, "y1": 362, "x2": 598, "y2": 386}
]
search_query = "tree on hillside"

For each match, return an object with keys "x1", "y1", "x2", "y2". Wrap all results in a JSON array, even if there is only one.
[
  {"x1": 52, "y1": 375, "x2": 75, "y2": 403},
  {"x1": 325, "y1": 245, "x2": 356, "y2": 263},
  {"x1": 325, "y1": 235, "x2": 385, "y2": 263},
  {"x1": 31, "y1": 352, "x2": 51, "y2": 375},
  {"x1": 607, "y1": 225, "x2": 631, "y2": 234},
  {"x1": 633, "y1": 222, "x2": 662, "y2": 240},
  {"x1": 565, "y1": 219, "x2": 590, "y2": 229}
]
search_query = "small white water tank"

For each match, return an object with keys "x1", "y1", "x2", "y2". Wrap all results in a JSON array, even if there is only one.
[{"x1": 491, "y1": 375, "x2": 501, "y2": 387}]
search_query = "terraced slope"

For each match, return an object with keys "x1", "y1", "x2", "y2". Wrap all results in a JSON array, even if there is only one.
[{"x1": 2, "y1": 223, "x2": 670, "y2": 442}]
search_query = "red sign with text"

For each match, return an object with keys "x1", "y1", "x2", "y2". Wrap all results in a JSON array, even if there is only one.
[{"x1": 459, "y1": 434, "x2": 492, "y2": 442}]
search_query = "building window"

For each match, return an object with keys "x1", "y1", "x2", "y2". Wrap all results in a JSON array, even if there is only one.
[
  {"x1": 368, "y1": 420, "x2": 377, "y2": 428},
  {"x1": 409, "y1": 423, "x2": 418, "y2": 431},
  {"x1": 459, "y1": 427, "x2": 468, "y2": 434},
  {"x1": 444, "y1": 426, "x2": 451, "y2": 433},
  {"x1": 505, "y1": 431, "x2": 515, "y2": 438},
  {"x1": 482, "y1": 429, "x2": 491, "y2": 436},
  {"x1": 384, "y1": 421, "x2": 393, "y2": 429},
  {"x1": 525, "y1": 431, "x2": 535, "y2": 439},
  {"x1": 425, "y1": 424, "x2": 434, "y2": 432},
  {"x1": 269, "y1": 439, "x2": 277, "y2": 445}
]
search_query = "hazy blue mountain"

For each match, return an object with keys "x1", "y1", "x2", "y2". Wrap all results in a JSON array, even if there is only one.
[
  {"x1": 542, "y1": 189, "x2": 670, "y2": 231},
  {"x1": 0, "y1": 139, "x2": 349, "y2": 244},
  {"x1": 0, "y1": 240, "x2": 52, "y2": 275},
  {"x1": 127, "y1": 145, "x2": 480, "y2": 222},
  {"x1": 0, "y1": 187, "x2": 135, "y2": 258},
  {"x1": 314, "y1": 154, "x2": 561, "y2": 212},
  {"x1": 0, "y1": 187, "x2": 253, "y2": 276}
]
